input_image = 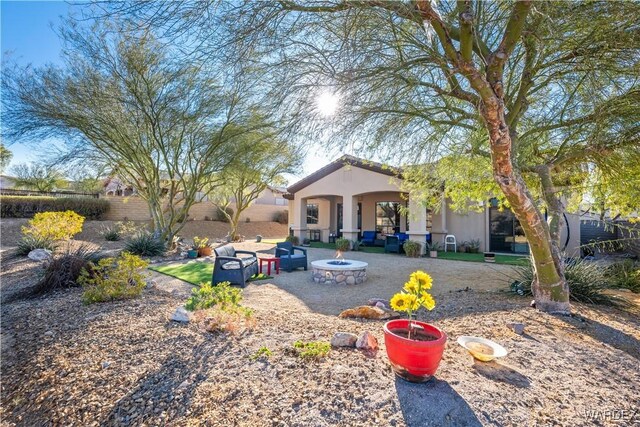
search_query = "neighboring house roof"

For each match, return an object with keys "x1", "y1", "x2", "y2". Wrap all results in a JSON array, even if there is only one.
[{"x1": 285, "y1": 155, "x2": 401, "y2": 197}]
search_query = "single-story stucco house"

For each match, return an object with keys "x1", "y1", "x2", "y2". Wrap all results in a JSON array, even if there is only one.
[{"x1": 285, "y1": 155, "x2": 582, "y2": 256}]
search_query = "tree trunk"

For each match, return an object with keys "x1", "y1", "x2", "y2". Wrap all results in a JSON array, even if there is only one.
[{"x1": 481, "y1": 100, "x2": 570, "y2": 314}]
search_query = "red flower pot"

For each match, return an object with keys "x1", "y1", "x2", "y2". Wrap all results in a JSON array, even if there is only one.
[{"x1": 383, "y1": 319, "x2": 447, "y2": 383}]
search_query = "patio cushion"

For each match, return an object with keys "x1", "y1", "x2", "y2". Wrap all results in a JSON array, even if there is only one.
[
  {"x1": 214, "y1": 244, "x2": 236, "y2": 258},
  {"x1": 220, "y1": 256, "x2": 257, "y2": 270}
]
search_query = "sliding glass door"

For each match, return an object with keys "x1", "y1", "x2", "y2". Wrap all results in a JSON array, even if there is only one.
[{"x1": 489, "y1": 207, "x2": 529, "y2": 253}]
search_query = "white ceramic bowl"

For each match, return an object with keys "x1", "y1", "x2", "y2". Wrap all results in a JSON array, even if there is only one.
[{"x1": 457, "y1": 336, "x2": 508, "y2": 362}]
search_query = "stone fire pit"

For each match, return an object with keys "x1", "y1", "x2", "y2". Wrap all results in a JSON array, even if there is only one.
[{"x1": 311, "y1": 259, "x2": 368, "y2": 285}]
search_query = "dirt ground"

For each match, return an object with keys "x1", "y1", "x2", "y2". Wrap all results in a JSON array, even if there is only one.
[{"x1": 1, "y1": 222, "x2": 639, "y2": 426}]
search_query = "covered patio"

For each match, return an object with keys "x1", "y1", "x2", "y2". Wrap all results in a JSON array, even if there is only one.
[{"x1": 285, "y1": 156, "x2": 449, "y2": 254}]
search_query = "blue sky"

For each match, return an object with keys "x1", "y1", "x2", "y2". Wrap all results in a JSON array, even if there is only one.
[
  {"x1": 1, "y1": 1, "x2": 336, "y2": 181},
  {"x1": 1, "y1": 0, "x2": 73, "y2": 171}
]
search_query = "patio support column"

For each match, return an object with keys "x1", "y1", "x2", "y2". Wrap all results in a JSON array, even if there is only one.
[
  {"x1": 341, "y1": 194, "x2": 359, "y2": 242},
  {"x1": 292, "y1": 196, "x2": 307, "y2": 242},
  {"x1": 407, "y1": 194, "x2": 428, "y2": 255}
]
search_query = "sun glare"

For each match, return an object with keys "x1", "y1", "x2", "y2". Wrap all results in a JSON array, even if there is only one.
[{"x1": 316, "y1": 91, "x2": 339, "y2": 117}]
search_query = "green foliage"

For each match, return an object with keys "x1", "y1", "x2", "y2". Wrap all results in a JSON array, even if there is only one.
[
  {"x1": 466, "y1": 239, "x2": 481, "y2": 253},
  {"x1": 79, "y1": 252, "x2": 149, "y2": 304},
  {"x1": 285, "y1": 235, "x2": 299, "y2": 245},
  {"x1": 101, "y1": 225, "x2": 121, "y2": 241},
  {"x1": 0, "y1": 143, "x2": 12, "y2": 173},
  {"x1": 185, "y1": 281, "x2": 245, "y2": 313},
  {"x1": 32, "y1": 245, "x2": 101, "y2": 294},
  {"x1": 250, "y1": 346, "x2": 273, "y2": 361},
  {"x1": 10, "y1": 162, "x2": 66, "y2": 192},
  {"x1": 215, "y1": 206, "x2": 234, "y2": 223},
  {"x1": 124, "y1": 232, "x2": 165, "y2": 256},
  {"x1": 16, "y1": 235, "x2": 57, "y2": 256},
  {"x1": 0, "y1": 196, "x2": 109, "y2": 219},
  {"x1": 22, "y1": 210, "x2": 84, "y2": 241},
  {"x1": 513, "y1": 258, "x2": 625, "y2": 306},
  {"x1": 292, "y1": 341, "x2": 331, "y2": 359},
  {"x1": 335, "y1": 238, "x2": 350, "y2": 252},
  {"x1": 193, "y1": 236, "x2": 210, "y2": 249},
  {"x1": 606, "y1": 260, "x2": 640, "y2": 293},
  {"x1": 426, "y1": 241, "x2": 443, "y2": 252},
  {"x1": 273, "y1": 210, "x2": 288, "y2": 224},
  {"x1": 403, "y1": 240, "x2": 422, "y2": 258}
]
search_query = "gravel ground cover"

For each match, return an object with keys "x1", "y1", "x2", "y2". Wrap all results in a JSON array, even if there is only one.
[{"x1": 1, "y1": 227, "x2": 639, "y2": 426}]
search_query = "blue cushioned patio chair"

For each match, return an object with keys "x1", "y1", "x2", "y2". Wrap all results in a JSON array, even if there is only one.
[
  {"x1": 275, "y1": 242, "x2": 308, "y2": 272},
  {"x1": 212, "y1": 244, "x2": 259, "y2": 287},
  {"x1": 384, "y1": 235, "x2": 402, "y2": 254},
  {"x1": 361, "y1": 231, "x2": 377, "y2": 246}
]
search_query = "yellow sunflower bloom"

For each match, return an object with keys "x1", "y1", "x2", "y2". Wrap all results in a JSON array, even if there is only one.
[
  {"x1": 390, "y1": 293, "x2": 410, "y2": 312},
  {"x1": 406, "y1": 294, "x2": 420, "y2": 311},
  {"x1": 421, "y1": 292, "x2": 436, "y2": 311},
  {"x1": 403, "y1": 279, "x2": 419, "y2": 294},
  {"x1": 410, "y1": 270, "x2": 433, "y2": 290}
]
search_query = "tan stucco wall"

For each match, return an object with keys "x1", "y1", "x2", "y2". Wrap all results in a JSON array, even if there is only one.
[{"x1": 101, "y1": 196, "x2": 286, "y2": 223}]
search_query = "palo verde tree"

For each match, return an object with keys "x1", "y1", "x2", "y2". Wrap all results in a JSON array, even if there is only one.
[
  {"x1": 90, "y1": 1, "x2": 639, "y2": 313},
  {"x1": 1, "y1": 21, "x2": 261, "y2": 246},
  {"x1": 208, "y1": 116, "x2": 301, "y2": 241},
  {"x1": 10, "y1": 163, "x2": 66, "y2": 192},
  {"x1": 0, "y1": 143, "x2": 12, "y2": 173}
]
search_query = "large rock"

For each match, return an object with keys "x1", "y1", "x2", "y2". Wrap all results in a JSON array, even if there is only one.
[
  {"x1": 331, "y1": 332, "x2": 358, "y2": 348},
  {"x1": 171, "y1": 306, "x2": 192, "y2": 323},
  {"x1": 28, "y1": 249, "x2": 52, "y2": 262},
  {"x1": 356, "y1": 331, "x2": 378, "y2": 351},
  {"x1": 338, "y1": 305, "x2": 399, "y2": 320}
]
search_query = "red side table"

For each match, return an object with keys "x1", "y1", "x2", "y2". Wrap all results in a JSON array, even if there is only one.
[{"x1": 259, "y1": 257, "x2": 280, "y2": 275}]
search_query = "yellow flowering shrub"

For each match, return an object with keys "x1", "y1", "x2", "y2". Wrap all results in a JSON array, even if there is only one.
[
  {"x1": 79, "y1": 252, "x2": 149, "y2": 304},
  {"x1": 390, "y1": 270, "x2": 436, "y2": 317},
  {"x1": 22, "y1": 210, "x2": 85, "y2": 241}
]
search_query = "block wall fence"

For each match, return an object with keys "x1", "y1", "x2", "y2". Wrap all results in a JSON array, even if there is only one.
[{"x1": 100, "y1": 196, "x2": 287, "y2": 223}]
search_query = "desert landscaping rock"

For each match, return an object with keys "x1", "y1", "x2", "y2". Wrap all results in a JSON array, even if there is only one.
[
  {"x1": 355, "y1": 331, "x2": 378, "y2": 351},
  {"x1": 338, "y1": 305, "x2": 399, "y2": 320},
  {"x1": 506, "y1": 322, "x2": 526, "y2": 335},
  {"x1": 27, "y1": 248, "x2": 52, "y2": 261},
  {"x1": 330, "y1": 332, "x2": 358, "y2": 348},
  {"x1": 171, "y1": 306, "x2": 192, "y2": 323}
]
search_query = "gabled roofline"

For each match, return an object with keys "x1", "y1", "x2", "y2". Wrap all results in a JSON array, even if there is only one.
[{"x1": 284, "y1": 155, "x2": 401, "y2": 199}]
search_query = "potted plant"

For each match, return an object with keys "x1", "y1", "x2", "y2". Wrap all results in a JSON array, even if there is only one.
[
  {"x1": 484, "y1": 252, "x2": 496, "y2": 263},
  {"x1": 302, "y1": 237, "x2": 311, "y2": 247},
  {"x1": 187, "y1": 244, "x2": 198, "y2": 259},
  {"x1": 384, "y1": 271, "x2": 446, "y2": 383},
  {"x1": 193, "y1": 236, "x2": 212, "y2": 257},
  {"x1": 427, "y1": 241, "x2": 442, "y2": 258}
]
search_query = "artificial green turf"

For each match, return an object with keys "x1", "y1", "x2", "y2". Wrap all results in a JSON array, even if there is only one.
[
  {"x1": 149, "y1": 261, "x2": 272, "y2": 285},
  {"x1": 308, "y1": 242, "x2": 527, "y2": 265},
  {"x1": 434, "y1": 251, "x2": 529, "y2": 266}
]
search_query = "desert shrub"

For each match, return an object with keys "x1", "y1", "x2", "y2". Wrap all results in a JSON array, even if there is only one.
[
  {"x1": 79, "y1": 252, "x2": 149, "y2": 304},
  {"x1": 0, "y1": 196, "x2": 109, "y2": 219},
  {"x1": 32, "y1": 245, "x2": 101, "y2": 294},
  {"x1": 124, "y1": 232, "x2": 165, "y2": 256},
  {"x1": 185, "y1": 281, "x2": 245, "y2": 312},
  {"x1": 291, "y1": 341, "x2": 330, "y2": 359},
  {"x1": 466, "y1": 239, "x2": 481, "y2": 253},
  {"x1": 101, "y1": 225, "x2": 121, "y2": 241},
  {"x1": 513, "y1": 257, "x2": 625, "y2": 306},
  {"x1": 335, "y1": 238, "x2": 350, "y2": 252},
  {"x1": 197, "y1": 306, "x2": 255, "y2": 333},
  {"x1": 606, "y1": 260, "x2": 640, "y2": 293},
  {"x1": 250, "y1": 346, "x2": 273, "y2": 360},
  {"x1": 118, "y1": 221, "x2": 143, "y2": 237},
  {"x1": 215, "y1": 206, "x2": 233, "y2": 222},
  {"x1": 351, "y1": 240, "x2": 362, "y2": 251},
  {"x1": 403, "y1": 240, "x2": 422, "y2": 258},
  {"x1": 16, "y1": 235, "x2": 57, "y2": 256},
  {"x1": 285, "y1": 235, "x2": 300, "y2": 245},
  {"x1": 273, "y1": 210, "x2": 288, "y2": 225},
  {"x1": 22, "y1": 211, "x2": 84, "y2": 241}
]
